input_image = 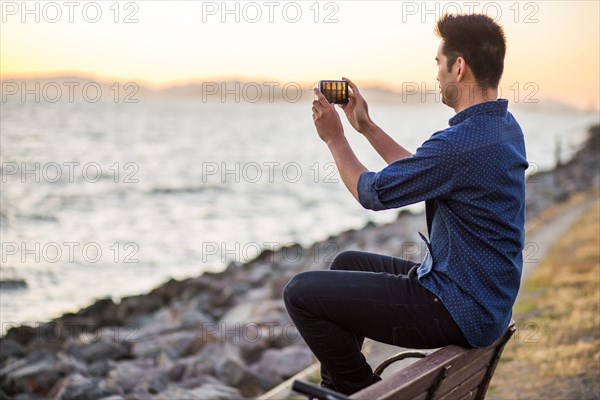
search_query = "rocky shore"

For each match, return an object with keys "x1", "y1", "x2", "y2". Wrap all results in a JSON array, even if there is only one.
[{"x1": 2, "y1": 124, "x2": 598, "y2": 400}]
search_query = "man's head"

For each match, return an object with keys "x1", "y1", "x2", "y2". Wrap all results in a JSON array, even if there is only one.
[{"x1": 434, "y1": 14, "x2": 506, "y2": 109}]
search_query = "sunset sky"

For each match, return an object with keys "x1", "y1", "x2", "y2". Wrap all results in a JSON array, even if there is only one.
[{"x1": 1, "y1": 1, "x2": 599, "y2": 109}]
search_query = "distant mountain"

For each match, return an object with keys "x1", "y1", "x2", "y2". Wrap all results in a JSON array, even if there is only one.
[{"x1": 0, "y1": 75, "x2": 594, "y2": 111}]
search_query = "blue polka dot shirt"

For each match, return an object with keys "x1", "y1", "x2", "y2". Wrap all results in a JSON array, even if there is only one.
[{"x1": 357, "y1": 99, "x2": 528, "y2": 348}]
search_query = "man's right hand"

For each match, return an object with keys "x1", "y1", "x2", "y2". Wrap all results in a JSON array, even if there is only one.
[{"x1": 339, "y1": 77, "x2": 375, "y2": 135}]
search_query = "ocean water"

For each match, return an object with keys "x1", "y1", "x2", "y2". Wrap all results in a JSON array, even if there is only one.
[{"x1": 1, "y1": 92, "x2": 597, "y2": 332}]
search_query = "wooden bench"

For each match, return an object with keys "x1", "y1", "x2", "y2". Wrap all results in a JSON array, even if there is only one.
[{"x1": 292, "y1": 321, "x2": 515, "y2": 400}]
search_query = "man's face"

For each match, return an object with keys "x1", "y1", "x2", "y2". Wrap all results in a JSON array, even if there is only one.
[{"x1": 436, "y1": 41, "x2": 459, "y2": 107}]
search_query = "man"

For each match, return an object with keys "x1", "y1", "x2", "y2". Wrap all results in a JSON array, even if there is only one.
[{"x1": 283, "y1": 13, "x2": 528, "y2": 395}]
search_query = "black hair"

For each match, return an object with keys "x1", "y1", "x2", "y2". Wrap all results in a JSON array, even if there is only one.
[{"x1": 435, "y1": 14, "x2": 506, "y2": 89}]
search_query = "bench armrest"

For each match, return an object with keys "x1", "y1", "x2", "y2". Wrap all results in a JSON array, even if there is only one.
[{"x1": 374, "y1": 350, "x2": 429, "y2": 375}]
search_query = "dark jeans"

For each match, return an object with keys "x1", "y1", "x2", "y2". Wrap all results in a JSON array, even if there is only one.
[{"x1": 283, "y1": 250, "x2": 471, "y2": 395}]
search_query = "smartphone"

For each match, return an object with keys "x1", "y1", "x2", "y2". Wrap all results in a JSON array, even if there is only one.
[{"x1": 318, "y1": 80, "x2": 349, "y2": 104}]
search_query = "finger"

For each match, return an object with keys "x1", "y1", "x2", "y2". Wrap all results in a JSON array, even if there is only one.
[
  {"x1": 312, "y1": 99, "x2": 323, "y2": 113},
  {"x1": 340, "y1": 91, "x2": 355, "y2": 108},
  {"x1": 342, "y1": 92, "x2": 356, "y2": 105},
  {"x1": 312, "y1": 105, "x2": 322, "y2": 119},
  {"x1": 313, "y1": 88, "x2": 330, "y2": 107},
  {"x1": 342, "y1": 77, "x2": 359, "y2": 95}
]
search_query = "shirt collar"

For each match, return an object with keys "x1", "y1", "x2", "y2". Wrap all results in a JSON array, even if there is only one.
[{"x1": 449, "y1": 99, "x2": 509, "y2": 126}]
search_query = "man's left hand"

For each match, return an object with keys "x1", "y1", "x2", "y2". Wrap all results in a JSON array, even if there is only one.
[{"x1": 312, "y1": 88, "x2": 345, "y2": 144}]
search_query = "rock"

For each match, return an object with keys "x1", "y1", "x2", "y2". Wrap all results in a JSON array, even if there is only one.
[
  {"x1": 277, "y1": 243, "x2": 308, "y2": 269},
  {"x1": 0, "y1": 352, "x2": 60, "y2": 396},
  {"x1": 219, "y1": 299, "x2": 298, "y2": 351},
  {"x1": 166, "y1": 362, "x2": 186, "y2": 382},
  {"x1": 95, "y1": 326, "x2": 139, "y2": 344},
  {"x1": 153, "y1": 382, "x2": 243, "y2": 400},
  {"x1": 105, "y1": 359, "x2": 168, "y2": 396},
  {"x1": 8, "y1": 393, "x2": 41, "y2": 400},
  {"x1": 178, "y1": 341, "x2": 266, "y2": 396},
  {"x1": 49, "y1": 373, "x2": 119, "y2": 400},
  {"x1": 179, "y1": 345, "x2": 221, "y2": 385},
  {"x1": 240, "y1": 263, "x2": 274, "y2": 286},
  {"x1": 266, "y1": 322, "x2": 303, "y2": 349},
  {"x1": 76, "y1": 298, "x2": 120, "y2": 326},
  {"x1": 88, "y1": 359, "x2": 113, "y2": 378},
  {"x1": 213, "y1": 345, "x2": 266, "y2": 396},
  {"x1": 66, "y1": 337, "x2": 130, "y2": 363},
  {"x1": 177, "y1": 276, "x2": 213, "y2": 302},
  {"x1": 234, "y1": 319, "x2": 302, "y2": 363},
  {"x1": 4, "y1": 325, "x2": 39, "y2": 347},
  {"x1": 129, "y1": 375, "x2": 169, "y2": 398},
  {"x1": 33, "y1": 319, "x2": 87, "y2": 346},
  {"x1": 251, "y1": 345, "x2": 314, "y2": 386},
  {"x1": 54, "y1": 352, "x2": 86, "y2": 376},
  {"x1": 270, "y1": 271, "x2": 296, "y2": 299},
  {"x1": 115, "y1": 294, "x2": 164, "y2": 323},
  {"x1": 105, "y1": 359, "x2": 152, "y2": 393},
  {"x1": 183, "y1": 325, "x2": 223, "y2": 357},
  {"x1": 237, "y1": 331, "x2": 270, "y2": 365},
  {"x1": 0, "y1": 353, "x2": 29, "y2": 376},
  {"x1": 131, "y1": 330, "x2": 199, "y2": 360},
  {"x1": 244, "y1": 286, "x2": 272, "y2": 302},
  {"x1": 191, "y1": 292, "x2": 227, "y2": 320},
  {"x1": 133, "y1": 299, "x2": 212, "y2": 339},
  {"x1": 0, "y1": 339, "x2": 26, "y2": 364},
  {"x1": 149, "y1": 278, "x2": 192, "y2": 303},
  {"x1": 220, "y1": 299, "x2": 289, "y2": 327},
  {"x1": 248, "y1": 248, "x2": 276, "y2": 264},
  {"x1": 0, "y1": 279, "x2": 27, "y2": 290}
]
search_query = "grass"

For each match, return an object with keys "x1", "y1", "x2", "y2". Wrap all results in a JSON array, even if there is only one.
[
  {"x1": 524, "y1": 189, "x2": 599, "y2": 239},
  {"x1": 488, "y1": 192, "x2": 600, "y2": 399}
]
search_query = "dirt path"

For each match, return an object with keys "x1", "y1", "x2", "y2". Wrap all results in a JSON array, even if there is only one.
[{"x1": 520, "y1": 196, "x2": 598, "y2": 284}]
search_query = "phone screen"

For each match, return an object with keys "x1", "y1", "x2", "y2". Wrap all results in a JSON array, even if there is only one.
[{"x1": 319, "y1": 80, "x2": 349, "y2": 104}]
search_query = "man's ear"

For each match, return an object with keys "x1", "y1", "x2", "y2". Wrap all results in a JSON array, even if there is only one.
[{"x1": 455, "y1": 57, "x2": 467, "y2": 82}]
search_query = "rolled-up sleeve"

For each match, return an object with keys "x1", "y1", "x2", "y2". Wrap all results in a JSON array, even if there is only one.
[
  {"x1": 357, "y1": 171, "x2": 385, "y2": 210},
  {"x1": 356, "y1": 132, "x2": 460, "y2": 211}
]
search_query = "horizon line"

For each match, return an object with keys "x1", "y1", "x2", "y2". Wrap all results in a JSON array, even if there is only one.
[{"x1": 1, "y1": 72, "x2": 598, "y2": 112}]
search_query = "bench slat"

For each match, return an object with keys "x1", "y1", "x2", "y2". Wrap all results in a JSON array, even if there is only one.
[
  {"x1": 411, "y1": 391, "x2": 431, "y2": 400},
  {"x1": 437, "y1": 367, "x2": 487, "y2": 400},
  {"x1": 435, "y1": 347, "x2": 496, "y2": 396},
  {"x1": 351, "y1": 346, "x2": 467, "y2": 400}
]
